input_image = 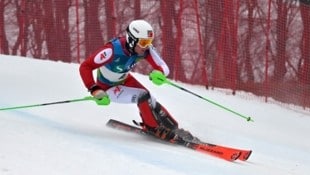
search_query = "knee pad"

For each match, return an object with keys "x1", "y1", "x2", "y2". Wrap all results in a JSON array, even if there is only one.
[
  {"x1": 137, "y1": 92, "x2": 151, "y2": 104},
  {"x1": 137, "y1": 92, "x2": 178, "y2": 130}
]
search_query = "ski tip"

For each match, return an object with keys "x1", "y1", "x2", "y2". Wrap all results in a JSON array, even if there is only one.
[
  {"x1": 106, "y1": 119, "x2": 115, "y2": 126},
  {"x1": 239, "y1": 150, "x2": 252, "y2": 161}
]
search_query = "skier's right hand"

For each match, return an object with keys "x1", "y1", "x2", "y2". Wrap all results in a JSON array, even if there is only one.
[
  {"x1": 149, "y1": 70, "x2": 166, "y2": 86},
  {"x1": 89, "y1": 85, "x2": 110, "y2": 105}
]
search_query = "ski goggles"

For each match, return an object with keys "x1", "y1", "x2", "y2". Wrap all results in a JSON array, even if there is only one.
[{"x1": 137, "y1": 38, "x2": 153, "y2": 48}]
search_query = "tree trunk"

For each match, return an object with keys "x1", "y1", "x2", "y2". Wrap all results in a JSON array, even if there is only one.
[
  {"x1": 84, "y1": 0, "x2": 103, "y2": 57},
  {"x1": 0, "y1": 0, "x2": 9, "y2": 54},
  {"x1": 54, "y1": 0, "x2": 71, "y2": 62},
  {"x1": 244, "y1": 0, "x2": 256, "y2": 82},
  {"x1": 299, "y1": 2, "x2": 310, "y2": 84},
  {"x1": 104, "y1": 0, "x2": 116, "y2": 39},
  {"x1": 160, "y1": 0, "x2": 176, "y2": 79},
  {"x1": 273, "y1": 0, "x2": 288, "y2": 81}
]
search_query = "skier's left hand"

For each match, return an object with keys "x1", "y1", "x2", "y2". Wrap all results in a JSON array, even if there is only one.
[
  {"x1": 94, "y1": 96, "x2": 110, "y2": 105},
  {"x1": 89, "y1": 85, "x2": 111, "y2": 105},
  {"x1": 149, "y1": 70, "x2": 166, "y2": 85}
]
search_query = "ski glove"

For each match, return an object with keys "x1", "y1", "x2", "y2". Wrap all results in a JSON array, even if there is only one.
[
  {"x1": 149, "y1": 70, "x2": 167, "y2": 86},
  {"x1": 89, "y1": 85, "x2": 110, "y2": 105}
]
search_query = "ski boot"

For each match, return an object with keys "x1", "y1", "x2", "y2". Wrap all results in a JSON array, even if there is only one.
[
  {"x1": 170, "y1": 128, "x2": 201, "y2": 145},
  {"x1": 137, "y1": 92, "x2": 178, "y2": 141}
]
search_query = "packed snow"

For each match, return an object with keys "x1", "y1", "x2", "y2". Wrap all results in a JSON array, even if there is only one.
[{"x1": 0, "y1": 55, "x2": 309, "y2": 175}]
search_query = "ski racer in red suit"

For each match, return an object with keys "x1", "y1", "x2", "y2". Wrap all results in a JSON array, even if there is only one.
[{"x1": 79, "y1": 20, "x2": 193, "y2": 141}]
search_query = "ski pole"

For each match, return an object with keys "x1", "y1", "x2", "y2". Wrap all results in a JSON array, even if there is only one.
[
  {"x1": 164, "y1": 80, "x2": 253, "y2": 122},
  {"x1": 0, "y1": 96, "x2": 95, "y2": 111}
]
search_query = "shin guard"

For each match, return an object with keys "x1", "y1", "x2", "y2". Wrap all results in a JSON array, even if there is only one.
[{"x1": 137, "y1": 92, "x2": 178, "y2": 130}]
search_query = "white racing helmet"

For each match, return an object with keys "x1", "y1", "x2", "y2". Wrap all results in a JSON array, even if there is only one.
[{"x1": 126, "y1": 20, "x2": 154, "y2": 53}]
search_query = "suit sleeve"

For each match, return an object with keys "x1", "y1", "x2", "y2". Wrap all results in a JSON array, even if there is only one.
[
  {"x1": 79, "y1": 45, "x2": 113, "y2": 90},
  {"x1": 145, "y1": 46, "x2": 170, "y2": 76}
]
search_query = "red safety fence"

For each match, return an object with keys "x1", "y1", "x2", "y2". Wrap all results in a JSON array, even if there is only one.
[{"x1": 0, "y1": 0, "x2": 309, "y2": 109}]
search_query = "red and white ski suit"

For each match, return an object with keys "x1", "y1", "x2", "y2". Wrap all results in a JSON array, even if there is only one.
[{"x1": 79, "y1": 37, "x2": 176, "y2": 128}]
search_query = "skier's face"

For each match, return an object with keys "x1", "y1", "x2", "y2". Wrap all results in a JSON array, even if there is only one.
[{"x1": 134, "y1": 44, "x2": 148, "y2": 56}]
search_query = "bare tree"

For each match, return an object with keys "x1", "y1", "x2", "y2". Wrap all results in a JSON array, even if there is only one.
[
  {"x1": 273, "y1": 0, "x2": 290, "y2": 81},
  {"x1": 0, "y1": 0, "x2": 10, "y2": 54},
  {"x1": 160, "y1": 0, "x2": 176, "y2": 79},
  {"x1": 104, "y1": 0, "x2": 116, "y2": 39},
  {"x1": 243, "y1": 0, "x2": 257, "y2": 82},
  {"x1": 12, "y1": 0, "x2": 28, "y2": 56},
  {"x1": 83, "y1": 0, "x2": 103, "y2": 56},
  {"x1": 54, "y1": 0, "x2": 71, "y2": 62},
  {"x1": 28, "y1": 1, "x2": 44, "y2": 58},
  {"x1": 299, "y1": 1, "x2": 310, "y2": 84}
]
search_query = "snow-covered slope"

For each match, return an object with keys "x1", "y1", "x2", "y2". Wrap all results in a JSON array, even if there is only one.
[{"x1": 0, "y1": 55, "x2": 309, "y2": 175}]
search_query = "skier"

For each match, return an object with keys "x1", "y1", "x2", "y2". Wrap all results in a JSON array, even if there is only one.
[{"x1": 79, "y1": 19, "x2": 192, "y2": 142}]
